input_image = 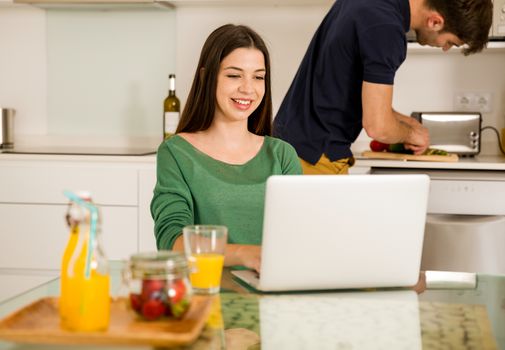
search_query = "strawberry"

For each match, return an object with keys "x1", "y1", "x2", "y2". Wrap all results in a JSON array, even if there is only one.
[
  {"x1": 141, "y1": 279, "x2": 166, "y2": 301},
  {"x1": 129, "y1": 293, "x2": 142, "y2": 312},
  {"x1": 167, "y1": 279, "x2": 187, "y2": 304},
  {"x1": 141, "y1": 299, "x2": 166, "y2": 321}
]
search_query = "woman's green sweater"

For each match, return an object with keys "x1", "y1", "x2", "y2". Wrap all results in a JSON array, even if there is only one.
[{"x1": 151, "y1": 135, "x2": 302, "y2": 249}]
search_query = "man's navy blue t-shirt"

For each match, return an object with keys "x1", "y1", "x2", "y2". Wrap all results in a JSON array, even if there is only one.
[{"x1": 273, "y1": 0, "x2": 410, "y2": 164}]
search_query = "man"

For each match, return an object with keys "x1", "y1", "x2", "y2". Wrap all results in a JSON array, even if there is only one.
[{"x1": 273, "y1": 0, "x2": 493, "y2": 174}]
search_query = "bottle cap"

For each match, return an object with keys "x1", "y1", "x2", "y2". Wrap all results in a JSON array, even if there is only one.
[{"x1": 75, "y1": 190, "x2": 92, "y2": 201}]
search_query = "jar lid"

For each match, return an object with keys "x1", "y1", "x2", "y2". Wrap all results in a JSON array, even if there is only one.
[{"x1": 129, "y1": 251, "x2": 188, "y2": 279}]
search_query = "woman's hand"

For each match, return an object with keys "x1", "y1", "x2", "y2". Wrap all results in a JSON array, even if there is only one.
[
  {"x1": 225, "y1": 244, "x2": 262, "y2": 273},
  {"x1": 237, "y1": 245, "x2": 262, "y2": 273}
]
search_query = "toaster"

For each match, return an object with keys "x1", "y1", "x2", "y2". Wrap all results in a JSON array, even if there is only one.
[{"x1": 411, "y1": 112, "x2": 482, "y2": 156}]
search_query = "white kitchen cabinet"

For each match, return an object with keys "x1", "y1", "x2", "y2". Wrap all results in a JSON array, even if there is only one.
[
  {"x1": 0, "y1": 155, "x2": 157, "y2": 270},
  {"x1": 371, "y1": 167, "x2": 505, "y2": 215},
  {"x1": 0, "y1": 204, "x2": 69, "y2": 270},
  {"x1": 348, "y1": 165, "x2": 371, "y2": 175},
  {"x1": 0, "y1": 204, "x2": 137, "y2": 269},
  {"x1": 138, "y1": 168, "x2": 157, "y2": 252},
  {"x1": 356, "y1": 155, "x2": 505, "y2": 215},
  {"x1": 354, "y1": 156, "x2": 505, "y2": 215},
  {"x1": 352, "y1": 157, "x2": 505, "y2": 274},
  {"x1": 0, "y1": 162, "x2": 137, "y2": 205}
]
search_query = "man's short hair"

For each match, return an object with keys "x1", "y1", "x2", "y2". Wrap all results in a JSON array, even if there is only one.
[{"x1": 425, "y1": 0, "x2": 493, "y2": 54}]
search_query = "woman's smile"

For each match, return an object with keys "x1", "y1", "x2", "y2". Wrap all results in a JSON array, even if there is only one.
[{"x1": 231, "y1": 98, "x2": 253, "y2": 109}]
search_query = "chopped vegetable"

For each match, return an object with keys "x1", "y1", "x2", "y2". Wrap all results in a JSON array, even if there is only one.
[
  {"x1": 369, "y1": 140, "x2": 389, "y2": 152},
  {"x1": 388, "y1": 143, "x2": 413, "y2": 154},
  {"x1": 423, "y1": 148, "x2": 448, "y2": 156},
  {"x1": 369, "y1": 140, "x2": 450, "y2": 156}
]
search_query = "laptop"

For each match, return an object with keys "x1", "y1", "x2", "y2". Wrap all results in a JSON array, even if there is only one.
[{"x1": 232, "y1": 174, "x2": 430, "y2": 291}]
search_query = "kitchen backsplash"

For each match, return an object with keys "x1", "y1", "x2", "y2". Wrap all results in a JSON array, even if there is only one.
[
  {"x1": 47, "y1": 9, "x2": 175, "y2": 137},
  {"x1": 0, "y1": 6, "x2": 47, "y2": 135},
  {"x1": 0, "y1": 5, "x2": 175, "y2": 139},
  {"x1": 175, "y1": 5, "x2": 505, "y2": 156}
]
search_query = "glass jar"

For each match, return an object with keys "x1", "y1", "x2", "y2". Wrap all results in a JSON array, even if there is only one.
[{"x1": 124, "y1": 251, "x2": 192, "y2": 321}]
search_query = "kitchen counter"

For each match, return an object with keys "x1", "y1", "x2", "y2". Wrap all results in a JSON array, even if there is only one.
[
  {"x1": 0, "y1": 145, "x2": 157, "y2": 157},
  {"x1": 3, "y1": 132, "x2": 505, "y2": 170},
  {"x1": 0, "y1": 263, "x2": 504, "y2": 349},
  {"x1": 355, "y1": 154, "x2": 505, "y2": 171},
  {"x1": 4, "y1": 141, "x2": 499, "y2": 169},
  {"x1": 0, "y1": 151, "x2": 157, "y2": 163},
  {"x1": 0, "y1": 135, "x2": 160, "y2": 161},
  {"x1": 2, "y1": 153, "x2": 505, "y2": 170}
]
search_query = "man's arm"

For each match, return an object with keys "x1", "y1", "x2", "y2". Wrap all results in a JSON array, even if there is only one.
[{"x1": 362, "y1": 81, "x2": 429, "y2": 154}]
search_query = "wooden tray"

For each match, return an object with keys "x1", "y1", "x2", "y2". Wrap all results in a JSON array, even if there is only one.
[
  {"x1": 362, "y1": 151, "x2": 459, "y2": 163},
  {"x1": 0, "y1": 296, "x2": 212, "y2": 347}
]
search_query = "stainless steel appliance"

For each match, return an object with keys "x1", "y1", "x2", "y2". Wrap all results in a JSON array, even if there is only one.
[
  {"x1": 411, "y1": 111, "x2": 482, "y2": 156},
  {"x1": 0, "y1": 108, "x2": 15, "y2": 149}
]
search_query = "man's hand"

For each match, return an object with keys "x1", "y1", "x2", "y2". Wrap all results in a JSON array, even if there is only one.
[
  {"x1": 362, "y1": 82, "x2": 431, "y2": 154},
  {"x1": 403, "y1": 119, "x2": 430, "y2": 155}
]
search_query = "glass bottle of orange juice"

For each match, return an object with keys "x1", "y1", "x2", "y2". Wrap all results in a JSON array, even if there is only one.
[{"x1": 60, "y1": 191, "x2": 110, "y2": 331}]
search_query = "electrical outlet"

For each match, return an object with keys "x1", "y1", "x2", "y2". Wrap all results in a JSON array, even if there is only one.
[
  {"x1": 453, "y1": 92, "x2": 493, "y2": 113},
  {"x1": 454, "y1": 93, "x2": 474, "y2": 111},
  {"x1": 475, "y1": 93, "x2": 492, "y2": 113}
]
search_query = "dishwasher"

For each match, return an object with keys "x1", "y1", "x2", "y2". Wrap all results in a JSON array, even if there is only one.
[{"x1": 371, "y1": 167, "x2": 505, "y2": 274}]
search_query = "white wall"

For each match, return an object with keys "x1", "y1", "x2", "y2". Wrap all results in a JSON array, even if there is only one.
[
  {"x1": 0, "y1": 5, "x2": 46, "y2": 135},
  {"x1": 175, "y1": 5, "x2": 505, "y2": 156},
  {"x1": 393, "y1": 51, "x2": 505, "y2": 155},
  {"x1": 175, "y1": 5, "x2": 331, "y2": 116},
  {"x1": 1, "y1": 3, "x2": 504, "y2": 154},
  {"x1": 47, "y1": 8, "x2": 175, "y2": 137},
  {"x1": 0, "y1": 5, "x2": 175, "y2": 141}
]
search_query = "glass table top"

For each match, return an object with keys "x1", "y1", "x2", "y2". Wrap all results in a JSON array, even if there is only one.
[{"x1": 0, "y1": 263, "x2": 503, "y2": 350}]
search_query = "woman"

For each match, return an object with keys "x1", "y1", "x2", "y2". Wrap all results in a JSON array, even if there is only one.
[{"x1": 151, "y1": 24, "x2": 302, "y2": 272}]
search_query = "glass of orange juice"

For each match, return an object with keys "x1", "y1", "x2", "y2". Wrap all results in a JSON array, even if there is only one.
[{"x1": 183, "y1": 225, "x2": 227, "y2": 294}]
